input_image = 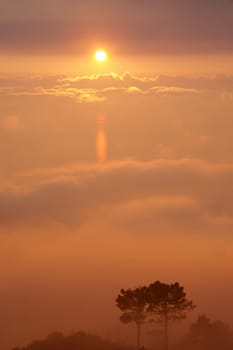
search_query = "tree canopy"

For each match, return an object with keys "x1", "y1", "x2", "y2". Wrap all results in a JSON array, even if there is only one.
[{"x1": 147, "y1": 281, "x2": 195, "y2": 320}]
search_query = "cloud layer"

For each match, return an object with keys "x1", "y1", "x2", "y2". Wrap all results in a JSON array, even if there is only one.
[
  {"x1": 0, "y1": 71, "x2": 232, "y2": 234},
  {"x1": 0, "y1": 159, "x2": 232, "y2": 235},
  {"x1": 0, "y1": 72, "x2": 233, "y2": 102}
]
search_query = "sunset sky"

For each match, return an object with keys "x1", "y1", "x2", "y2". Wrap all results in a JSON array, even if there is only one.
[{"x1": 0, "y1": 1, "x2": 233, "y2": 349}]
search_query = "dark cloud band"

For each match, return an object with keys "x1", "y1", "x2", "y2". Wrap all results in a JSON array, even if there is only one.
[{"x1": 0, "y1": 0, "x2": 232, "y2": 54}]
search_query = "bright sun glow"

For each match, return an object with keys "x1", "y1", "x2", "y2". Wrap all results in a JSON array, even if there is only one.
[{"x1": 95, "y1": 50, "x2": 107, "y2": 62}]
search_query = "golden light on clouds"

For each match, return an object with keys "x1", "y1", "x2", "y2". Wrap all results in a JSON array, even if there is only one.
[{"x1": 95, "y1": 50, "x2": 107, "y2": 62}]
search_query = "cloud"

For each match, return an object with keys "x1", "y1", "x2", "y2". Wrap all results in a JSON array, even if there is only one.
[
  {"x1": 1, "y1": 72, "x2": 233, "y2": 103},
  {"x1": 0, "y1": 0, "x2": 232, "y2": 54},
  {"x1": 1, "y1": 159, "x2": 233, "y2": 233},
  {"x1": 111, "y1": 196, "x2": 206, "y2": 233},
  {"x1": 149, "y1": 86, "x2": 200, "y2": 95}
]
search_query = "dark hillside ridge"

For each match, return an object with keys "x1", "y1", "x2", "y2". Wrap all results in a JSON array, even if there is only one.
[{"x1": 12, "y1": 331, "x2": 133, "y2": 350}]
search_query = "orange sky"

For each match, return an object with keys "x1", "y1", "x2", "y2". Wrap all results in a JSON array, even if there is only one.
[{"x1": 0, "y1": 1, "x2": 233, "y2": 349}]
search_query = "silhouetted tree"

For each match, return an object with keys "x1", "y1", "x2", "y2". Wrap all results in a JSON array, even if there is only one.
[
  {"x1": 147, "y1": 281, "x2": 195, "y2": 350},
  {"x1": 116, "y1": 281, "x2": 195, "y2": 350},
  {"x1": 116, "y1": 287, "x2": 148, "y2": 350}
]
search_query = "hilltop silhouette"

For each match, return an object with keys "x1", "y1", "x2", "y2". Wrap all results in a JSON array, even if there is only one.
[{"x1": 12, "y1": 332, "x2": 133, "y2": 350}]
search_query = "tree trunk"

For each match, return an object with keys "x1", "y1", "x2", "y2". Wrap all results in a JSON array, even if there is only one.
[
  {"x1": 164, "y1": 302, "x2": 168, "y2": 350},
  {"x1": 136, "y1": 322, "x2": 141, "y2": 350}
]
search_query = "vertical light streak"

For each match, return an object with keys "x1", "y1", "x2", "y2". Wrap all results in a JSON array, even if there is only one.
[{"x1": 96, "y1": 114, "x2": 107, "y2": 163}]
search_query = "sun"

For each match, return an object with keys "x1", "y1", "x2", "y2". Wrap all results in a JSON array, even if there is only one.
[{"x1": 95, "y1": 50, "x2": 107, "y2": 62}]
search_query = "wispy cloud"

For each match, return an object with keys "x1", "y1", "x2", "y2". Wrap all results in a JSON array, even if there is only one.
[{"x1": 1, "y1": 72, "x2": 233, "y2": 103}]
